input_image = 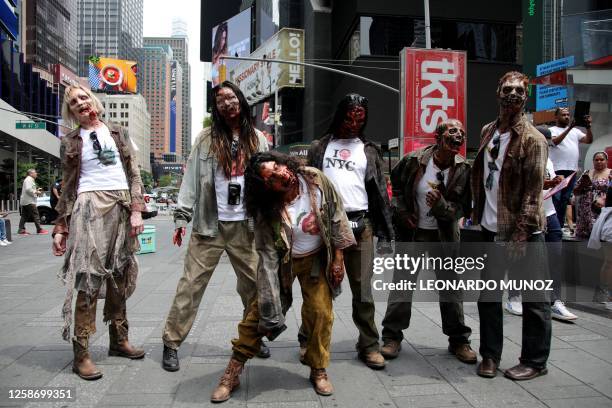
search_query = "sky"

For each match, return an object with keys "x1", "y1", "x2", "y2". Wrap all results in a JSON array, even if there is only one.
[{"x1": 143, "y1": 0, "x2": 210, "y2": 145}]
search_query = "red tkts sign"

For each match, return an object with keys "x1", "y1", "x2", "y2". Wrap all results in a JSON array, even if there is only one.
[{"x1": 400, "y1": 48, "x2": 467, "y2": 156}]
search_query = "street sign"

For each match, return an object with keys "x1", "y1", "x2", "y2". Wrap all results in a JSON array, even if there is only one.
[
  {"x1": 388, "y1": 138, "x2": 399, "y2": 149},
  {"x1": 16, "y1": 122, "x2": 46, "y2": 130}
]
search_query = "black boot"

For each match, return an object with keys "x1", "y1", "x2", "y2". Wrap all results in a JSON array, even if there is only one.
[{"x1": 162, "y1": 345, "x2": 180, "y2": 372}]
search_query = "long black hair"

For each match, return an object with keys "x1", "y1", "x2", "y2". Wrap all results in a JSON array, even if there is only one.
[
  {"x1": 210, "y1": 81, "x2": 259, "y2": 178},
  {"x1": 212, "y1": 22, "x2": 228, "y2": 63},
  {"x1": 244, "y1": 151, "x2": 304, "y2": 222},
  {"x1": 325, "y1": 93, "x2": 369, "y2": 140}
]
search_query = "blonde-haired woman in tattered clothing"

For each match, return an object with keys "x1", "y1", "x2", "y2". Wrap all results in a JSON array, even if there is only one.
[{"x1": 53, "y1": 84, "x2": 146, "y2": 380}]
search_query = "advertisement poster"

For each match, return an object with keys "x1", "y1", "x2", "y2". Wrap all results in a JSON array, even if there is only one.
[
  {"x1": 231, "y1": 28, "x2": 304, "y2": 105},
  {"x1": 211, "y1": 8, "x2": 251, "y2": 87},
  {"x1": 170, "y1": 61, "x2": 177, "y2": 153},
  {"x1": 88, "y1": 57, "x2": 138, "y2": 93},
  {"x1": 400, "y1": 48, "x2": 467, "y2": 156}
]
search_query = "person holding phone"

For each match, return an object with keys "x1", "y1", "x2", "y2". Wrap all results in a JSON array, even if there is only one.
[
  {"x1": 549, "y1": 107, "x2": 594, "y2": 229},
  {"x1": 161, "y1": 81, "x2": 270, "y2": 372}
]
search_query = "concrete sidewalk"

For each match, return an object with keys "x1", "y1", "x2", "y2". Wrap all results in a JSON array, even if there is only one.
[{"x1": 0, "y1": 217, "x2": 611, "y2": 407}]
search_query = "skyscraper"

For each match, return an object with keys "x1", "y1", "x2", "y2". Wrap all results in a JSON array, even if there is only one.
[
  {"x1": 144, "y1": 33, "x2": 191, "y2": 161},
  {"x1": 76, "y1": 0, "x2": 143, "y2": 76},
  {"x1": 140, "y1": 44, "x2": 181, "y2": 164},
  {"x1": 24, "y1": 0, "x2": 78, "y2": 72}
]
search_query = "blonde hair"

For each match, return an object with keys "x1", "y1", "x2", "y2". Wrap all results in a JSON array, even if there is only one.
[{"x1": 61, "y1": 84, "x2": 105, "y2": 128}]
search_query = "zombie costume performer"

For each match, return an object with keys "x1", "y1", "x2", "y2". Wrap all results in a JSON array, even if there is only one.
[
  {"x1": 161, "y1": 81, "x2": 270, "y2": 372},
  {"x1": 210, "y1": 152, "x2": 355, "y2": 403},
  {"x1": 53, "y1": 84, "x2": 146, "y2": 380},
  {"x1": 306, "y1": 94, "x2": 394, "y2": 369},
  {"x1": 471, "y1": 71, "x2": 551, "y2": 381},
  {"x1": 381, "y1": 119, "x2": 476, "y2": 364}
]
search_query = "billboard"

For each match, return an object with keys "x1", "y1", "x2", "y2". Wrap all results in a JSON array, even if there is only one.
[
  {"x1": 88, "y1": 57, "x2": 138, "y2": 93},
  {"x1": 400, "y1": 48, "x2": 467, "y2": 156},
  {"x1": 211, "y1": 8, "x2": 251, "y2": 87},
  {"x1": 231, "y1": 28, "x2": 304, "y2": 105},
  {"x1": 170, "y1": 61, "x2": 178, "y2": 153},
  {"x1": 535, "y1": 56, "x2": 574, "y2": 112}
]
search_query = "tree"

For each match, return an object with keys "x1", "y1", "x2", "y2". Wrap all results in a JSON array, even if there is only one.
[
  {"x1": 203, "y1": 116, "x2": 212, "y2": 128},
  {"x1": 158, "y1": 174, "x2": 173, "y2": 187},
  {"x1": 18, "y1": 162, "x2": 50, "y2": 192},
  {"x1": 140, "y1": 170, "x2": 153, "y2": 191}
]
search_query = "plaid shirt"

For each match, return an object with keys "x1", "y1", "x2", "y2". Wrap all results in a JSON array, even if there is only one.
[{"x1": 471, "y1": 114, "x2": 548, "y2": 241}]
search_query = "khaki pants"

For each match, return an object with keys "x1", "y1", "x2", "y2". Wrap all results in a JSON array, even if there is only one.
[
  {"x1": 232, "y1": 251, "x2": 334, "y2": 369},
  {"x1": 162, "y1": 220, "x2": 258, "y2": 349}
]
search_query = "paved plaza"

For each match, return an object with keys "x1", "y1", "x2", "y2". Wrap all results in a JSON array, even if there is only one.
[{"x1": 0, "y1": 215, "x2": 611, "y2": 407}]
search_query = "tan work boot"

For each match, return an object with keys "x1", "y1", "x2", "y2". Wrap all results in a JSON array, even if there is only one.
[
  {"x1": 309, "y1": 368, "x2": 333, "y2": 396},
  {"x1": 380, "y1": 340, "x2": 402, "y2": 359},
  {"x1": 358, "y1": 350, "x2": 386, "y2": 370},
  {"x1": 448, "y1": 344, "x2": 477, "y2": 364},
  {"x1": 210, "y1": 358, "x2": 245, "y2": 403},
  {"x1": 72, "y1": 338, "x2": 103, "y2": 380},
  {"x1": 108, "y1": 320, "x2": 145, "y2": 359}
]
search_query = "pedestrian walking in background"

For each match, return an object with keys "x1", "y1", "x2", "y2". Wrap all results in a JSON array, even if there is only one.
[{"x1": 18, "y1": 169, "x2": 47, "y2": 235}]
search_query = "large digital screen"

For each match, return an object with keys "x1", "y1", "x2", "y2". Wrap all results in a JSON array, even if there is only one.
[
  {"x1": 88, "y1": 57, "x2": 138, "y2": 93},
  {"x1": 211, "y1": 8, "x2": 251, "y2": 87}
]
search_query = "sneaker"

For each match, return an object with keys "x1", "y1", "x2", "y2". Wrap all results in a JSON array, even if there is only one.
[
  {"x1": 505, "y1": 296, "x2": 523, "y2": 316},
  {"x1": 2, "y1": 239, "x2": 12, "y2": 245},
  {"x1": 37, "y1": 229, "x2": 49, "y2": 235},
  {"x1": 605, "y1": 302, "x2": 612, "y2": 311},
  {"x1": 17, "y1": 230, "x2": 30, "y2": 235},
  {"x1": 0, "y1": 241, "x2": 7, "y2": 246},
  {"x1": 551, "y1": 300, "x2": 577, "y2": 321}
]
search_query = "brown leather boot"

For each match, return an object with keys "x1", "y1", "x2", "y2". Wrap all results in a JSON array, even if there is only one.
[
  {"x1": 381, "y1": 340, "x2": 402, "y2": 359},
  {"x1": 210, "y1": 358, "x2": 245, "y2": 403},
  {"x1": 72, "y1": 338, "x2": 102, "y2": 380},
  {"x1": 310, "y1": 368, "x2": 333, "y2": 396},
  {"x1": 108, "y1": 320, "x2": 145, "y2": 359}
]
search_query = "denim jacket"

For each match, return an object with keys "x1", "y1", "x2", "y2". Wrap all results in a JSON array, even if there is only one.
[
  {"x1": 256, "y1": 167, "x2": 356, "y2": 335},
  {"x1": 174, "y1": 127, "x2": 269, "y2": 236},
  {"x1": 307, "y1": 134, "x2": 395, "y2": 241},
  {"x1": 391, "y1": 145, "x2": 471, "y2": 242}
]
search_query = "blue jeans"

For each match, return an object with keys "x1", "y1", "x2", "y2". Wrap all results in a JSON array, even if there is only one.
[
  {"x1": 545, "y1": 214, "x2": 563, "y2": 301},
  {"x1": 0, "y1": 218, "x2": 6, "y2": 241},
  {"x1": 552, "y1": 170, "x2": 577, "y2": 227}
]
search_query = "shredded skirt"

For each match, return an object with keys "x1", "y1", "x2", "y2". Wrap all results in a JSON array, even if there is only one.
[{"x1": 58, "y1": 190, "x2": 139, "y2": 341}]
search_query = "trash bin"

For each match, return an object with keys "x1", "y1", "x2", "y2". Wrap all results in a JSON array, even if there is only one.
[{"x1": 137, "y1": 225, "x2": 156, "y2": 254}]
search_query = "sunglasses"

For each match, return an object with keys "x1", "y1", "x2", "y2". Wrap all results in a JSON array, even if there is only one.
[{"x1": 90, "y1": 131, "x2": 101, "y2": 152}]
